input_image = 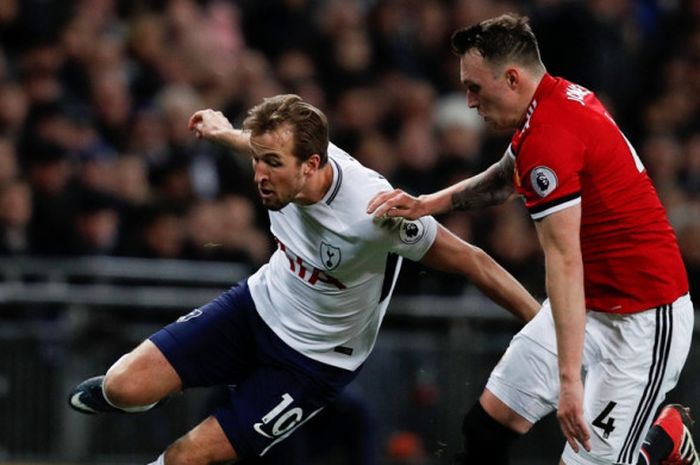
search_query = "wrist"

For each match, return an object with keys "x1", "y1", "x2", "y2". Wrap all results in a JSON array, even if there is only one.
[
  {"x1": 416, "y1": 194, "x2": 430, "y2": 216},
  {"x1": 559, "y1": 371, "x2": 582, "y2": 384},
  {"x1": 419, "y1": 193, "x2": 446, "y2": 216}
]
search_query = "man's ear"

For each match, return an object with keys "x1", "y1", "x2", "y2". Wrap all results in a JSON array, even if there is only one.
[
  {"x1": 304, "y1": 154, "x2": 321, "y2": 175},
  {"x1": 505, "y1": 68, "x2": 519, "y2": 89}
]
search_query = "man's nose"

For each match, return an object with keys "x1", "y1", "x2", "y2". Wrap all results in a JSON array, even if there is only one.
[
  {"x1": 253, "y1": 163, "x2": 268, "y2": 183},
  {"x1": 466, "y1": 92, "x2": 478, "y2": 108}
]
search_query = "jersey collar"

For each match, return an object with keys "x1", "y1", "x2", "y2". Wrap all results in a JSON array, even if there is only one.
[
  {"x1": 321, "y1": 157, "x2": 343, "y2": 206},
  {"x1": 519, "y1": 72, "x2": 556, "y2": 131}
]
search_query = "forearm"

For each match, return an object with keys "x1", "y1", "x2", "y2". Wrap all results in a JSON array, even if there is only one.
[
  {"x1": 420, "y1": 227, "x2": 539, "y2": 322},
  {"x1": 189, "y1": 109, "x2": 252, "y2": 153},
  {"x1": 470, "y1": 248, "x2": 540, "y2": 322},
  {"x1": 218, "y1": 129, "x2": 251, "y2": 154},
  {"x1": 448, "y1": 154, "x2": 515, "y2": 212},
  {"x1": 546, "y1": 255, "x2": 586, "y2": 382}
]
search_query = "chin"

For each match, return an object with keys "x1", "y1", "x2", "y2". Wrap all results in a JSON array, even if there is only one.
[{"x1": 262, "y1": 199, "x2": 286, "y2": 211}]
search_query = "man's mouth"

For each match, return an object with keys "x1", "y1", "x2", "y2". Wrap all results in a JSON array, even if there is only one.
[{"x1": 259, "y1": 186, "x2": 274, "y2": 198}]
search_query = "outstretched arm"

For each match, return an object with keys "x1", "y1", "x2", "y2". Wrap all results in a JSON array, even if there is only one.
[
  {"x1": 188, "y1": 109, "x2": 251, "y2": 153},
  {"x1": 367, "y1": 153, "x2": 516, "y2": 219},
  {"x1": 419, "y1": 224, "x2": 540, "y2": 322}
]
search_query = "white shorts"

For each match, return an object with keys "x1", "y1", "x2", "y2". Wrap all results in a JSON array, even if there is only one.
[{"x1": 486, "y1": 293, "x2": 694, "y2": 465}]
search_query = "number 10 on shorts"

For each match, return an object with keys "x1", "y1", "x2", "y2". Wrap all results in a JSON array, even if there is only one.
[{"x1": 254, "y1": 393, "x2": 322, "y2": 441}]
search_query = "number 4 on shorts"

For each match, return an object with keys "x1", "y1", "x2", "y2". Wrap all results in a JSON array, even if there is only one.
[{"x1": 593, "y1": 401, "x2": 617, "y2": 439}]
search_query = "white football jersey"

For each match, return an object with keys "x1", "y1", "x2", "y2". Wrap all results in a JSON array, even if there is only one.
[{"x1": 248, "y1": 143, "x2": 438, "y2": 370}]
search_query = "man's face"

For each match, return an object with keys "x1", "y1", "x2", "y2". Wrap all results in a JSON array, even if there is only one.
[
  {"x1": 460, "y1": 49, "x2": 521, "y2": 130},
  {"x1": 249, "y1": 125, "x2": 307, "y2": 211}
]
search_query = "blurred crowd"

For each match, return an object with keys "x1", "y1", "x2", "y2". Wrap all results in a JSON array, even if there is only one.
[{"x1": 0, "y1": 0, "x2": 699, "y2": 299}]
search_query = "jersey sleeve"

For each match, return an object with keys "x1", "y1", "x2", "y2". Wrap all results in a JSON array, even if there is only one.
[
  {"x1": 374, "y1": 215, "x2": 439, "y2": 261},
  {"x1": 515, "y1": 124, "x2": 585, "y2": 220}
]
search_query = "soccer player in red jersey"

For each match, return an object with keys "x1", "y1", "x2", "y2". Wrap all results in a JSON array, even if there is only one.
[{"x1": 368, "y1": 13, "x2": 697, "y2": 465}]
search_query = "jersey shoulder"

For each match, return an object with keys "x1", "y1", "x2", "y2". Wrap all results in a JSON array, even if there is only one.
[
  {"x1": 327, "y1": 142, "x2": 394, "y2": 207},
  {"x1": 532, "y1": 77, "x2": 611, "y2": 130}
]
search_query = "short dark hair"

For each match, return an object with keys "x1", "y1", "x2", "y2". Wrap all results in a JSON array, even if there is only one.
[
  {"x1": 243, "y1": 94, "x2": 329, "y2": 165},
  {"x1": 451, "y1": 13, "x2": 543, "y2": 70}
]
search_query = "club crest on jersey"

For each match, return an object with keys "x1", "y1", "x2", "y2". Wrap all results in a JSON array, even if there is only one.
[
  {"x1": 399, "y1": 219, "x2": 425, "y2": 244},
  {"x1": 320, "y1": 242, "x2": 341, "y2": 271},
  {"x1": 530, "y1": 166, "x2": 558, "y2": 197}
]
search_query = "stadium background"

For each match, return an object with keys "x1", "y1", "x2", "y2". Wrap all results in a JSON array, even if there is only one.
[{"x1": 0, "y1": 0, "x2": 699, "y2": 463}]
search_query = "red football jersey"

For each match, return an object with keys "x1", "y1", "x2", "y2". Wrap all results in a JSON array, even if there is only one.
[{"x1": 510, "y1": 73, "x2": 688, "y2": 314}]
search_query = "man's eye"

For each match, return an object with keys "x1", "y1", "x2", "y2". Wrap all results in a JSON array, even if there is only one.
[{"x1": 468, "y1": 85, "x2": 480, "y2": 93}]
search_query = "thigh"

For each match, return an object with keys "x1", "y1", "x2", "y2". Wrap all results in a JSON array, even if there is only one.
[
  {"x1": 213, "y1": 364, "x2": 344, "y2": 459},
  {"x1": 149, "y1": 282, "x2": 259, "y2": 388}
]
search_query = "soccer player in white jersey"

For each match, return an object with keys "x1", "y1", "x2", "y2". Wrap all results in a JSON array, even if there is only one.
[{"x1": 68, "y1": 94, "x2": 540, "y2": 465}]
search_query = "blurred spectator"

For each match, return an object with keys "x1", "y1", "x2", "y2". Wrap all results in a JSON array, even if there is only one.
[
  {"x1": 18, "y1": 41, "x2": 65, "y2": 105},
  {"x1": 0, "y1": 81, "x2": 29, "y2": 137},
  {"x1": 76, "y1": 140, "x2": 119, "y2": 193},
  {"x1": 91, "y1": 72, "x2": 132, "y2": 149},
  {"x1": 127, "y1": 204, "x2": 186, "y2": 259},
  {"x1": 25, "y1": 141, "x2": 78, "y2": 255},
  {"x1": 218, "y1": 194, "x2": 272, "y2": 266},
  {"x1": 0, "y1": 179, "x2": 32, "y2": 255},
  {"x1": 0, "y1": 137, "x2": 19, "y2": 185},
  {"x1": 433, "y1": 94, "x2": 485, "y2": 180},
  {"x1": 113, "y1": 154, "x2": 152, "y2": 206},
  {"x1": 71, "y1": 188, "x2": 121, "y2": 255},
  {"x1": 681, "y1": 133, "x2": 700, "y2": 197},
  {"x1": 483, "y1": 202, "x2": 546, "y2": 299},
  {"x1": 640, "y1": 133, "x2": 685, "y2": 210}
]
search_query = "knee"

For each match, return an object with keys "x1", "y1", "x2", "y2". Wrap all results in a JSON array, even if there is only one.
[
  {"x1": 103, "y1": 354, "x2": 148, "y2": 407},
  {"x1": 103, "y1": 341, "x2": 179, "y2": 408}
]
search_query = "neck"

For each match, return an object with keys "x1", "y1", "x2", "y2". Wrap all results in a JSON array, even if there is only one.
[
  {"x1": 297, "y1": 162, "x2": 334, "y2": 205},
  {"x1": 516, "y1": 71, "x2": 546, "y2": 127}
]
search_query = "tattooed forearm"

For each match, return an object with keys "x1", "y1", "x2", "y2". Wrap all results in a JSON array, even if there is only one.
[{"x1": 450, "y1": 155, "x2": 515, "y2": 211}]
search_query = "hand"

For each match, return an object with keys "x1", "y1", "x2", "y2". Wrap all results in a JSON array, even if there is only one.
[
  {"x1": 188, "y1": 109, "x2": 235, "y2": 144},
  {"x1": 366, "y1": 189, "x2": 425, "y2": 220},
  {"x1": 557, "y1": 378, "x2": 591, "y2": 454}
]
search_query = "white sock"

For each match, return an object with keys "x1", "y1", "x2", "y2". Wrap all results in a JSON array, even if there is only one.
[{"x1": 147, "y1": 453, "x2": 165, "y2": 465}]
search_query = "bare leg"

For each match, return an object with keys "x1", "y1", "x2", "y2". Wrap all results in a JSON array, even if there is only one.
[
  {"x1": 104, "y1": 339, "x2": 182, "y2": 408},
  {"x1": 165, "y1": 416, "x2": 237, "y2": 465}
]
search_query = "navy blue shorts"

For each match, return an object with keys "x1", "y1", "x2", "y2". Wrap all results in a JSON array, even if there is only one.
[{"x1": 149, "y1": 281, "x2": 359, "y2": 458}]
